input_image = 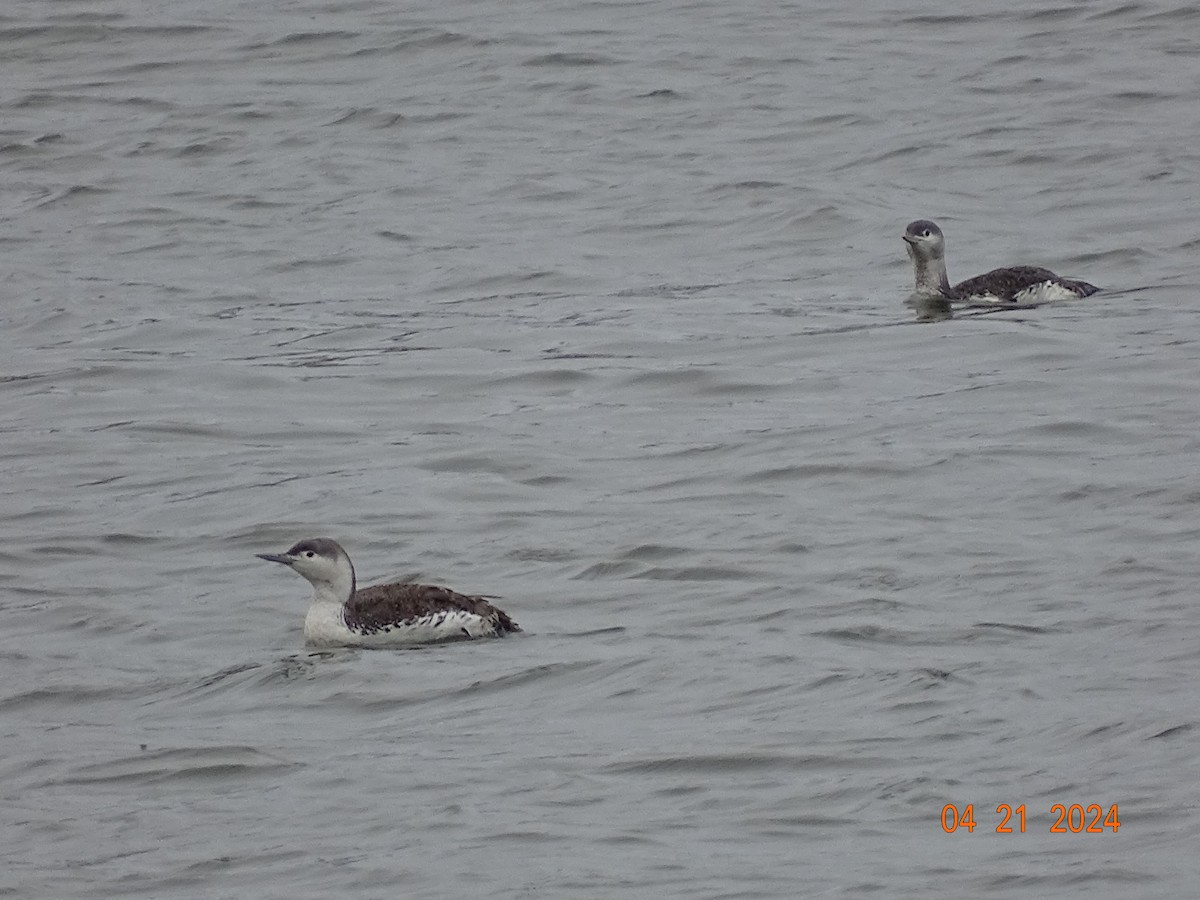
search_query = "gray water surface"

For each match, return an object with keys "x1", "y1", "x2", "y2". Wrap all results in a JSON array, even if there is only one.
[{"x1": 3, "y1": 1, "x2": 1199, "y2": 897}]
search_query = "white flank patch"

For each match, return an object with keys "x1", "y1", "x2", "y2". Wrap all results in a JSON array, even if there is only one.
[{"x1": 1012, "y1": 281, "x2": 1081, "y2": 304}]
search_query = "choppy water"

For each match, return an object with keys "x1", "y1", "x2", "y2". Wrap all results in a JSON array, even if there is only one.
[{"x1": 3, "y1": 0, "x2": 1199, "y2": 896}]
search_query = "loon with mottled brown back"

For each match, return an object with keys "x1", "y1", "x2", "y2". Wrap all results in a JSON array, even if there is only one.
[
  {"x1": 258, "y1": 537, "x2": 521, "y2": 648},
  {"x1": 903, "y1": 219, "x2": 1099, "y2": 304}
]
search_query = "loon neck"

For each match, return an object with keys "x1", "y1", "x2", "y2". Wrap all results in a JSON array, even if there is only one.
[
  {"x1": 310, "y1": 565, "x2": 355, "y2": 606},
  {"x1": 913, "y1": 255, "x2": 952, "y2": 297}
]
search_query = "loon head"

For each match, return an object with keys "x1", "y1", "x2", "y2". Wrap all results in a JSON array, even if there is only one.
[
  {"x1": 258, "y1": 537, "x2": 357, "y2": 602},
  {"x1": 903, "y1": 219, "x2": 946, "y2": 264}
]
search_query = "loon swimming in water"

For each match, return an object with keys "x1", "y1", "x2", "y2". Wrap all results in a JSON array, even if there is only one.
[
  {"x1": 257, "y1": 537, "x2": 521, "y2": 648},
  {"x1": 903, "y1": 219, "x2": 1099, "y2": 304}
]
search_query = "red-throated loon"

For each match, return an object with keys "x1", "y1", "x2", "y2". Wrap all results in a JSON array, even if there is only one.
[
  {"x1": 257, "y1": 538, "x2": 521, "y2": 647},
  {"x1": 903, "y1": 219, "x2": 1099, "y2": 304}
]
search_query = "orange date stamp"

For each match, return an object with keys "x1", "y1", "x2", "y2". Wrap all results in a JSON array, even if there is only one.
[{"x1": 941, "y1": 803, "x2": 1120, "y2": 834}]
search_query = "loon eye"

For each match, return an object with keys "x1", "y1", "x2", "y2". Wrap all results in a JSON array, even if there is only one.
[
  {"x1": 921, "y1": 229, "x2": 932, "y2": 237},
  {"x1": 304, "y1": 551, "x2": 315, "y2": 558}
]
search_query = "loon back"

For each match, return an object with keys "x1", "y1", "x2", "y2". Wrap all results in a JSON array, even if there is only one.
[
  {"x1": 952, "y1": 265, "x2": 1100, "y2": 303},
  {"x1": 345, "y1": 581, "x2": 522, "y2": 637}
]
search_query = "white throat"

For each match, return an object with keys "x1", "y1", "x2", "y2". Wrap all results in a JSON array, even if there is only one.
[{"x1": 304, "y1": 561, "x2": 355, "y2": 606}]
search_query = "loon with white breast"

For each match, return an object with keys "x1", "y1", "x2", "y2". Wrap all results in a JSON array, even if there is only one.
[
  {"x1": 903, "y1": 219, "x2": 1099, "y2": 304},
  {"x1": 257, "y1": 538, "x2": 521, "y2": 648}
]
